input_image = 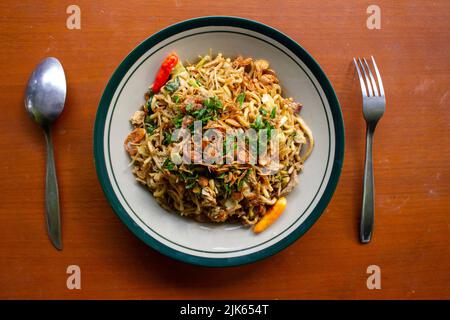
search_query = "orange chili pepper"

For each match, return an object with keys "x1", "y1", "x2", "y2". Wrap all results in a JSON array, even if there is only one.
[
  {"x1": 253, "y1": 197, "x2": 287, "y2": 234},
  {"x1": 152, "y1": 52, "x2": 179, "y2": 93}
]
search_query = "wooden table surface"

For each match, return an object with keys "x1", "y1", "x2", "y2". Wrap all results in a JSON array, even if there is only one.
[{"x1": 0, "y1": 0, "x2": 449, "y2": 299}]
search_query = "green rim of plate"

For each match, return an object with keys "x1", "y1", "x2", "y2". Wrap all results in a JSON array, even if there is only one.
[{"x1": 93, "y1": 16, "x2": 345, "y2": 267}]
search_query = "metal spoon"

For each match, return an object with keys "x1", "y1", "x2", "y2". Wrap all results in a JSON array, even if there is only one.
[{"x1": 25, "y1": 57, "x2": 66, "y2": 250}]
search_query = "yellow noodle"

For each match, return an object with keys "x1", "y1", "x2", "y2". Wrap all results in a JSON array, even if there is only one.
[{"x1": 124, "y1": 53, "x2": 314, "y2": 225}]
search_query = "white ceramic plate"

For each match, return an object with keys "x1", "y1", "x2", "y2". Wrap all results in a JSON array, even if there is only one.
[{"x1": 94, "y1": 16, "x2": 344, "y2": 266}]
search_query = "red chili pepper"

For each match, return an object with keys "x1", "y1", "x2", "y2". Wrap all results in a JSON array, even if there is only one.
[{"x1": 152, "y1": 52, "x2": 179, "y2": 93}]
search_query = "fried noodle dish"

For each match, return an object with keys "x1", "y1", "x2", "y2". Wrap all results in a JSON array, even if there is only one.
[{"x1": 124, "y1": 52, "x2": 313, "y2": 233}]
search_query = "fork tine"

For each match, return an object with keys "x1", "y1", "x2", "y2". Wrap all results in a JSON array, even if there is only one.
[
  {"x1": 363, "y1": 58, "x2": 379, "y2": 96},
  {"x1": 358, "y1": 58, "x2": 373, "y2": 96},
  {"x1": 371, "y1": 56, "x2": 385, "y2": 97},
  {"x1": 353, "y1": 58, "x2": 367, "y2": 97}
]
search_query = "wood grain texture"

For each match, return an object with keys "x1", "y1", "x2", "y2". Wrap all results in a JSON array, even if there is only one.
[{"x1": 0, "y1": 0, "x2": 449, "y2": 299}]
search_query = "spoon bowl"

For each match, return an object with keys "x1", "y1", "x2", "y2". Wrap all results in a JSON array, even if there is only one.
[{"x1": 25, "y1": 57, "x2": 66, "y2": 125}]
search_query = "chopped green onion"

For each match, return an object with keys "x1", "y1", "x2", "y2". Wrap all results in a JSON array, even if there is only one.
[
  {"x1": 145, "y1": 94, "x2": 154, "y2": 113},
  {"x1": 270, "y1": 107, "x2": 277, "y2": 119},
  {"x1": 224, "y1": 183, "x2": 232, "y2": 195},
  {"x1": 203, "y1": 96, "x2": 223, "y2": 110},
  {"x1": 164, "y1": 77, "x2": 180, "y2": 93},
  {"x1": 251, "y1": 115, "x2": 263, "y2": 130},
  {"x1": 163, "y1": 158, "x2": 176, "y2": 171},
  {"x1": 190, "y1": 97, "x2": 222, "y2": 125},
  {"x1": 186, "y1": 181, "x2": 196, "y2": 189},
  {"x1": 144, "y1": 115, "x2": 152, "y2": 124},
  {"x1": 172, "y1": 114, "x2": 184, "y2": 128},
  {"x1": 146, "y1": 124, "x2": 155, "y2": 135},
  {"x1": 236, "y1": 92, "x2": 245, "y2": 106},
  {"x1": 163, "y1": 131, "x2": 172, "y2": 145},
  {"x1": 188, "y1": 78, "x2": 200, "y2": 88}
]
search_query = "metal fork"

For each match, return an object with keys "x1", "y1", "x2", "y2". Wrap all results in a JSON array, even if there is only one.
[{"x1": 353, "y1": 56, "x2": 386, "y2": 244}]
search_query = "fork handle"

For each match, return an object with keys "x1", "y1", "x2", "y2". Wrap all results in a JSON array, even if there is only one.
[{"x1": 360, "y1": 123, "x2": 376, "y2": 244}]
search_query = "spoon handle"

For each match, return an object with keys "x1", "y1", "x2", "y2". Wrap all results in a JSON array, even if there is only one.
[{"x1": 43, "y1": 125, "x2": 62, "y2": 250}]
